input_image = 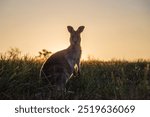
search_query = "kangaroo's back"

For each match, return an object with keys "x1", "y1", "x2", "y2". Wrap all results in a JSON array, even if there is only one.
[{"x1": 41, "y1": 50, "x2": 72, "y2": 78}]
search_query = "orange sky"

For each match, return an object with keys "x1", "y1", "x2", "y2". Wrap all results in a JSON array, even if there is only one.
[{"x1": 0, "y1": 0, "x2": 150, "y2": 60}]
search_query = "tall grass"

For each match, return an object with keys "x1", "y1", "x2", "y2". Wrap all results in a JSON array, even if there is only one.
[{"x1": 0, "y1": 49, "x2": 150, "y2": 99}]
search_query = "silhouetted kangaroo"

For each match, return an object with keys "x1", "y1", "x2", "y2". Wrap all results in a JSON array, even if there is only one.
[{"x1": 40, "y1": 26, "x2": 85, "y2": 92}]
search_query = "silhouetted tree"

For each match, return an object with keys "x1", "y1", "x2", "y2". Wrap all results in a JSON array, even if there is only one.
[{"x1": 37, "y1": 49, "x2": 52, "y2": 60}]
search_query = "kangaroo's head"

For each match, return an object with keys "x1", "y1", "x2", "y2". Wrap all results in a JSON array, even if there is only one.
[{"x1": 67, "y1": 26, "x2": 85, "y2": 46}]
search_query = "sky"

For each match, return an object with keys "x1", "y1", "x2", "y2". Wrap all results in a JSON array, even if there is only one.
[{"x1": 0, "y1": 0, "x2": 150, "y2": 60}]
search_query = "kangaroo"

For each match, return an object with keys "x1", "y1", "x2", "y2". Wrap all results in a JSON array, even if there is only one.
[{"x1": 40, "y1": 26, "x2": 85, "y2": 92}]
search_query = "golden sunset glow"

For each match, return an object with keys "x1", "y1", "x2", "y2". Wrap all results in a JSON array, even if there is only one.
[{"x1": 0, "y1": 0, "x2": 150, "y2": 60}]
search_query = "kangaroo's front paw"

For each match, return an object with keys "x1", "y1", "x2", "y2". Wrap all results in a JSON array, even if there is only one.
[
  {"x1": 73, "y1": 70, "x2": 77, "y2": 77},
  {"x1": 73, "y1": 70, "x2": 80, "y2": 77},
  {"x1": 77, "y1": 70, "x2": 81, "y2": 76}
]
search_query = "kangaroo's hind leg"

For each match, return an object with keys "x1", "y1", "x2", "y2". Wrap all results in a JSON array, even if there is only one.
[{"x1": 52, "y1": 72, "x2": 69, "y2": 99}]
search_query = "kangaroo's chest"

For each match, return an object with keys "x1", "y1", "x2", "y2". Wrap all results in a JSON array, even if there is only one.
[{"x1": 66, "y1": 47, "x2": 81, "y2": 68}]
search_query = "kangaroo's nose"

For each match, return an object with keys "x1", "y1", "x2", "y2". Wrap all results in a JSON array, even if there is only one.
[{"x1": 74, "y1": 40, "x2": 78, "y2": 44}]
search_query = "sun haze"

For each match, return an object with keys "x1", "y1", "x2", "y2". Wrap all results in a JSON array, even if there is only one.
[{"x1": 0, "y1": 0, "x2": 150, "y2": 60}]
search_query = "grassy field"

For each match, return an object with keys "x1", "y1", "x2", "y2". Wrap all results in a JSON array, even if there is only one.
[{"x1": 0, "y1": 49, "x2": 150, "y2": 100}]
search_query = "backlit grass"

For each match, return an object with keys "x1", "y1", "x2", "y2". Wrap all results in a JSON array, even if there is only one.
[{"x1": 0, "y1": 49, "x2": 150, "y2": 99}]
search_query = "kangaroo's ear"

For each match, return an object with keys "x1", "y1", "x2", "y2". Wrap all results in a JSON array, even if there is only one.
[
  {"x1": 67, "y1": 26, "x2": 74, "y2": 33},
  {"x1": 77, "y1": 26, "x2": 85, "y2": 33}
]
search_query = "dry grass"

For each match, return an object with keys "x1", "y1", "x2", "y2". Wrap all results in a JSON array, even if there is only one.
[{"x1": 0, "y1": 49, "x2": 150, "y2": 99}]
